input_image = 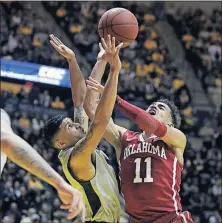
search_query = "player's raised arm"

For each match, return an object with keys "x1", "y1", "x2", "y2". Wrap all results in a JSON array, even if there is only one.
[
  {"x1": 71, "y1": 36, "x2": 123, "y2": 163},
  {"x1": 115, "y1": 97, "x2": 187, "y2": 150},
  {"x1": 86, "y1": 79, "x2": 126, "y2": 158},
  {"x1": 83, "y1": 43, "x2": 107, "y2": 120},
  {"x1": 49, "y1": 34, "x2": 88, "y2": 133},
  {"x1": 1, "y1": 120, "x2": 85, "y2": 221},
  {"x1": 83, "y1": 42, "x2": 127, "y2": 159}
]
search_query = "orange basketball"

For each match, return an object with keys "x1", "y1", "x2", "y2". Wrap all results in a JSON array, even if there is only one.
[{"x1": 98, "y1": 8, "x2": 138, "y2": 47}]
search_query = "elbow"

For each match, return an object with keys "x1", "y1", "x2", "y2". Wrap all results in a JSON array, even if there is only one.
[{"x1": 174, "y1": 133, "x2": 187, "y2": 149}]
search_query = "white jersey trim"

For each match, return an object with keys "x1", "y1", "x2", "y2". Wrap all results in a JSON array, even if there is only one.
[
  {"x1": 180, "y1": 213, "x2": 187, "y2": 223},
  {"x1": 139, "y1": 134, "x2": 144, "y2": 142},
  {"x1": 172, "y1": 157, "x2": 179, "y2": 215},
  {"x1": 139, "y1": 133, "x2": 157, "y2": 142}
]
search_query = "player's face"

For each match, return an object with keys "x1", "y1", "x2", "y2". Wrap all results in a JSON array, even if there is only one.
[
  {"x1": 146, "y1": 102, "x2": 173, "y2": 126},
  {"x1": 54, "y1": 118, "x2": 85, "y2": 149}
]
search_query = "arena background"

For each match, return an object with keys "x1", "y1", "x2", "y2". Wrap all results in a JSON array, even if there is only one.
[{"x1": 0, "y1": 1, "x2": 221, "y2": 223}]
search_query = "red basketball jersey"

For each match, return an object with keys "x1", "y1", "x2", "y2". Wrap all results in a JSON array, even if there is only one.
[{"x1": 119, "y1": 130, "x2": 183, "y2": 223}]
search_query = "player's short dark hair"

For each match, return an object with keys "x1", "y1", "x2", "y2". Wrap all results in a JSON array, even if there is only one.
[
  {"x1": 42, "y1": 115, "x2": 66, "y2": 147},
  {"x1": 157, "y1": 99, "x2": 181, "y2": 128}
]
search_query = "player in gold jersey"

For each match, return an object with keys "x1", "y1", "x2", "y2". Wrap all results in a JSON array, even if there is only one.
[{"x1": 43, "y1": 35, "x2": 127, "y2": 222}]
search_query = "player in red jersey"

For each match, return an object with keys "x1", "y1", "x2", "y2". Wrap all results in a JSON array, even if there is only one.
[
  {"x1": 63, "y1": 36, "x2": 193, "y2": 223},
  {"x1": 86, "y1": 80, "x2": 193, "y2": 223},
  {"x1": 83, "y1": 47, "x2": 194, "y2": 223}
]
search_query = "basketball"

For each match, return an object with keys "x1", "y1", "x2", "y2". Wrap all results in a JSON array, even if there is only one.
[{"x1": 98, "y1": 8, "x2": 138, "y2": 47}]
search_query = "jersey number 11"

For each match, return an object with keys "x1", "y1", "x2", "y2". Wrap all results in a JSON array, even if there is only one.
[{"x1": 134, "y1": 157, "x2": 153, "y2": 183}]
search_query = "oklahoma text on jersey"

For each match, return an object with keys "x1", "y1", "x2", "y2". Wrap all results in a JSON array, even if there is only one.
[{"x1": 123, "y1": 141, "x2": 167, "y2": 160}]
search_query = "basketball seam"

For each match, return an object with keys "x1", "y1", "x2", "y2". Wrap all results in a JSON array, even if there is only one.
[
  {"x1": 110, "y1": 25, "x2": 135, "y2": 41},
  {"x1": 98, "y1": 24, "x2": 138, "y2": 29},
  {"x1": 110, "y1": 10, "x2": 137, "y2": 41},
  {"x1": 98, "y1": 10, "x2": 126, "y2": 30},
  {"x1": 111, "y1": 9, "x2": 127, "y2": 24}
]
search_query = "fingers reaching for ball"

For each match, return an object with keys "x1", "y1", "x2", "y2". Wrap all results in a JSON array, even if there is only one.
[
  {"x1": 49, "y1": 34, "x2": 75, "y2": 60},
  {"x1": 100, "y1": 35, "x2": 123, "y2": 71},
  {"x1": 101, "y1": 35, "x2": 123, "y2": 55}
]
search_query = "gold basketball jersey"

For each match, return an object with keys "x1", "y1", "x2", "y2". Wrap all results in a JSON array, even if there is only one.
[{"x1": 59, "y1": 148, "x2": 122, "y2": 222}]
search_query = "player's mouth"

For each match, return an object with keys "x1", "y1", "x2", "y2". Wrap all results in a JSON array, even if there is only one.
[{"x1": 148, "y1": 109, "x2": 157, "y2": 115}]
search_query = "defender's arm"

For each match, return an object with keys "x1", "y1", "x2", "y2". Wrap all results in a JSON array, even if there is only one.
[
  {"x1": 1, "y1": 120, "x2": 63, "y2": 188},
  {"x1": 49, "y1": 34, "x2": 88, "y2": 133}
]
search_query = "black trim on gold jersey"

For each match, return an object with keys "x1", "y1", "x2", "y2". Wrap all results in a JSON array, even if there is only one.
[{"x1": 68, "y1": 153, "x2": 101, "y2": 217}]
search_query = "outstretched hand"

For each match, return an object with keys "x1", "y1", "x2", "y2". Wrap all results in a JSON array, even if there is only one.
[
  {"x1": 56, "y1": 181, "x2": 86, "y2": 221},
  {"x1": 49, "y1": 34, "x2": 75, "y2": 60},
  {"x1": 99, "y1": 35, "x2": 123, "y2": 72},
  {"x1": 86, "y1": 77, "x2": 104, "y2": 95}
]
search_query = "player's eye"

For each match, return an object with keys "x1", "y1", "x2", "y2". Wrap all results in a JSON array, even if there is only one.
[{"x1": 158, "y1": 105, "x2": 165, "y2": 110}]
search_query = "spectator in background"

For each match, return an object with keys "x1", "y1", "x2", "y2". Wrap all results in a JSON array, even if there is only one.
[
  {"x1": 51, "y1": 96, "x2": 65, "y2": 109},
  {"x1": 5, "y1": 203, "x2": 21, "y2": 223},
  {"x1": 19, "y1": 113, "x2": 30, "y2": 131},
  {"x1": 2, "y1": 216, "x2": 15, "y2": 223},
  {"x1": 28, "y1": 175, "x2": 44, "y2": 191},
  {"x1": 31, "y1": 214, "x2": 41, "y2": 223}
]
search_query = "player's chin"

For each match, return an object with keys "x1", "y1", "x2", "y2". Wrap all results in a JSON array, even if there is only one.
[
  {"x1": 80, "y1": 131, "x2": 86, "y2": 138},
  {"x1": 151, "y1": 114, "x2": 159, "y2": 120}
]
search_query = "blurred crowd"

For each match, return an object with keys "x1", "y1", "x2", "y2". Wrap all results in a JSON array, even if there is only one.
[
  {"x1": 1, "y1": 2, "x2": 67, "y2": 68},
  {"x1": 166, "y1": 7, "x2": 221, "y2": 108},
  {"x1": 0, "y1": 1, "x2": 221, "y2": 223}
]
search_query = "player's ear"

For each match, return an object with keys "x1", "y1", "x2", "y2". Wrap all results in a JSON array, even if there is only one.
[{"x1": 55, "y1": 139, "x2": 67, "y2": 149}]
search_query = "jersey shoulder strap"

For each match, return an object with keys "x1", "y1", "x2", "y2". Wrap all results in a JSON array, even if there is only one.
[{"x1": 58, "y1": 148, "x2": 73, "y2": 165}]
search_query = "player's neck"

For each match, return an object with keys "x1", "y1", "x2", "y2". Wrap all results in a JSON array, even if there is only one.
[{"x1": 142, "y1": 132, "x2": 154, "y2": 140}]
